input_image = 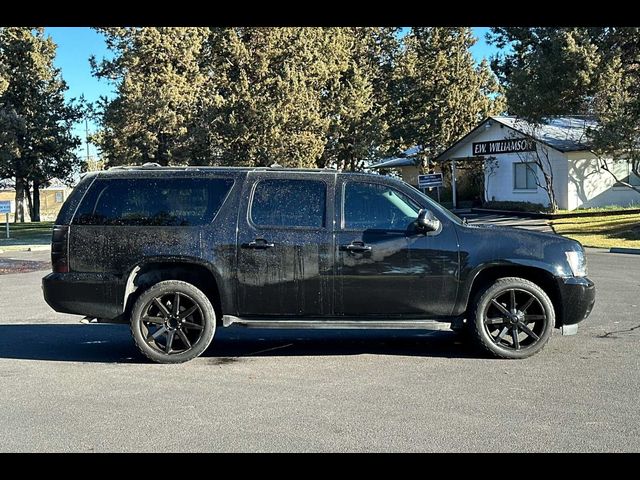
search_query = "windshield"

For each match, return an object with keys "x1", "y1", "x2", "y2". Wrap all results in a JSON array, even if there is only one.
[{"x1": 408, "y1": 185, "x2": 464, "y2": 225}]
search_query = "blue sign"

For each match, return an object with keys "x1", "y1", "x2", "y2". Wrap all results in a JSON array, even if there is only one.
[
  {"x1": 418, "y1": 173, "x2": 443, "y2": 188},
  {"x1": 0, "y1": 200, "x2": 15, "y2": 214}
]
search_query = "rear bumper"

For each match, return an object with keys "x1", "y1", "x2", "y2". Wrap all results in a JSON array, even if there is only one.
[
  {"x1": 556, "y1": 276, "x2": 595, "y2": 326},
  {"x1": 42, "y1": 272, "x2": 124, "y2": 319}
]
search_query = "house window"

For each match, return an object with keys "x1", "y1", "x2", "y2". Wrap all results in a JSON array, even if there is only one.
[
  {"x1": 513, "y1": 162, "x2": 538, "y2": 190},
  {"x1": 55, "y1": 191, "x2": 64, "y2": 203},
  {"x1": 613, "y1": 160, "x2": 640, "y2": 187}
]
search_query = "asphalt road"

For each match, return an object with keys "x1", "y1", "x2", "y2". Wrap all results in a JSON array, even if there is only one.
[{"x1": 0, "y1": 249, "x2": 638, "y2": 452}]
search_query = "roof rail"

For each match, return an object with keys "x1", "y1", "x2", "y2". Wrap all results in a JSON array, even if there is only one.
[
  {"x1": 108, "y1": 163, "x2": 163, "y2": 170},
  {"x1": 103, "y1": 164, "x2": 343, "y2": 173}
]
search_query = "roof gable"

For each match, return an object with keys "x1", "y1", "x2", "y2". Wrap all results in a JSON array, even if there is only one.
[{"x1": 433, "y1": 115, "x2": 598, "y2": 162}]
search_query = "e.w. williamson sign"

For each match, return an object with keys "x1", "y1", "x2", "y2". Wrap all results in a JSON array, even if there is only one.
[{"x1": 472, "y1": 139, "x2": 535, "y2": 156}]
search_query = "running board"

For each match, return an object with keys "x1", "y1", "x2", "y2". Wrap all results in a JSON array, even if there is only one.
[{"x1": 222, "y1": 315, "x2": 451, "y2": 331}]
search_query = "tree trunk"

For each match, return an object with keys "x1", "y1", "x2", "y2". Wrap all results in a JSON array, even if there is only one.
[
  {"x1": 25, "y1": 180, "x2": 34, "y2": 221},
  {"x1": 32, "y1": 179, "x2": 41, "y2": 222},
  {"x1": 14, "y1": 177, "x2": 26, "y2": 223},
  {"x1": 156, "y1": 132, "x2": 170, "y2": 166}
]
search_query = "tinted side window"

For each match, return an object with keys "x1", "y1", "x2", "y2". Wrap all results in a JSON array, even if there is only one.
[
  {"x1": 251, "y1": 179, "x2": 326, "y2": 228},
  {"x1": 343, "y1": 182, "x2": 421, "y2": 230},
  {"x1": 73, "y1": 177, "x2": 234, "y2": 226}
]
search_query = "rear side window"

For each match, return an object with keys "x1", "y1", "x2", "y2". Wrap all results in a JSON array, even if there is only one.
[
  {"x1": 73, "y1": 177, "x2": 234, "y2": 226},
  {"x1": 250, "y1": 179, "x2": 326, "y2": 228},
  {"x1": 54, "y1": 174, "x2": 97, "y2": 225}
]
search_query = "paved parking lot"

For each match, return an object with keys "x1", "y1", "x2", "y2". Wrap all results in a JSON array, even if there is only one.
[{"x1": 0, "y1": 248, "x2": 638, "y2": 452}]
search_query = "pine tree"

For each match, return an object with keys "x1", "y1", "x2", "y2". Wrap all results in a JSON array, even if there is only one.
[
  {"x1": 319, "y1": 27, "x2": 399, "y2": 171},
  {"x1": 489, "y1": 27, "x2": 640, "y2": 195},
  {"x1": 0, "y1": 27, "x2": 82, "y2": 222},
  {"x1": 91, "y1": 27, "x2": 210, "y2": 166},
  {"x1": 390, "y1": 27, "x2": 504, "y2": 166},
  {"x1": 489, "y1": 27, "x2": 600, "y2": 121},
  {"x1": 197, "y1": 27, "x2": 348, "y2": 168},
  {"x1": 0, "y1": 66, "x2": 7, "y2": 95}
]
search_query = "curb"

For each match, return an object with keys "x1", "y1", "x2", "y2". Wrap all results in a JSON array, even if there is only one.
[
  {"x1": 610, "y1": 247, "x2": 640, "y2": 255},
  {"x1": 0, "y1": 245, "x2": 51, "y2": 254},
  {"x1": 583, "y1": 247, "x2": 609, "y2": 253}
]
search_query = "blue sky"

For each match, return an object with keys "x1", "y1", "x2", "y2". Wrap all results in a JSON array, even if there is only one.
[
  {"x1": 469, "y1": 27, "x2": 498, "y2": 62},
  {"x1": 44, "y1": 27, "x2": 501, "y2": 159},
  {"x1": 45, "y1": 27, "x2": 113, "y2": 159}
]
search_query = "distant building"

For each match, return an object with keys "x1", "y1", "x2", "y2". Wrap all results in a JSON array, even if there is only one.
[
  {"x1": 378, "y1": 116, "x2": 640, "y2": 210},
  {"x1": 435, "y1": 116, "x2": 640, "y2": 210},
  {"x1": 369, "y1": 146, "x2": 423, "y2": 187},
  {"x1": 0, "y1": 179, "x2": 73, "y2": 221}
]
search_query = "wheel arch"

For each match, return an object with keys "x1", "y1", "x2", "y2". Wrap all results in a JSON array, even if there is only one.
[
  {"x1": 122, "y1": 258, "x2": 225, "y2": 323},
  {"x1": 462, "y1": 262, "x2": 563, "y2": 328}
]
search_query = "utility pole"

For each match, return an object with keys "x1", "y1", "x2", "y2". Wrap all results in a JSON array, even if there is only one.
[{"x1": 85, "y1": 117, "x2": 91, "y2": 165}]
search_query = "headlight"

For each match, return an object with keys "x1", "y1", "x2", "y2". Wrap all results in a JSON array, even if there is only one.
[{"x1": 565, "y1": 250, "x2": 587, "y2": 277}]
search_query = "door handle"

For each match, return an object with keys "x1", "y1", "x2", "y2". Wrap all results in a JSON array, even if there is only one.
[
  {"x1": 242, "y1": 238, "x2": 275, "y2": 249},
  {"x1": 340, "y1": 241, "x2": 372, "y2": 253}
]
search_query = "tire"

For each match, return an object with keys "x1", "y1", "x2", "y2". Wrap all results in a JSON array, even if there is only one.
[
  {"x1": 130, "y1": 280, "x2": 216, "y2": 364},
  {"x1": 470, "y1": 277, "x2": 555, "y2": 359}
]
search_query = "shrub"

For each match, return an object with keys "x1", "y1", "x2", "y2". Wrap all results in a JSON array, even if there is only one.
[{"x1": 481, "y1": 201, "x2": 550, "y2": 213}]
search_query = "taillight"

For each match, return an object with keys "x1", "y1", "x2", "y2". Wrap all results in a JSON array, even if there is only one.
[{"x1": 51, "y1": 225, "x2": 70, "y2": 273}]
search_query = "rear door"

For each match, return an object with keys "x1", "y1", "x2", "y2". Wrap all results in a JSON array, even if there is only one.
[{"x1": 236, "y1": 172, "x2": 335, "y2": 317}]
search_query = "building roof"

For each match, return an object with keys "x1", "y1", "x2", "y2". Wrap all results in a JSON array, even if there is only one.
[
  {"x1": 434, "y1": 115, "x2": 598, "y2": 162},
  {"x1": 492, "y1": 116, "x2": 597, "y2": 152},
  {"x1": 370, "y1": 145, "x2": 422, "y2": 169},
  {"x1": 370, "y1": 156, "x2": 419, "y2": 169}
]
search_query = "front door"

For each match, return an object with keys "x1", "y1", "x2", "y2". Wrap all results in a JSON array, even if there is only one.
[
  {"x1": 236, "y1": 172, "x2": 334, "y2": 317},
  {"x1": 334, "y1": 178, "x2": 459, "y2": 317}
]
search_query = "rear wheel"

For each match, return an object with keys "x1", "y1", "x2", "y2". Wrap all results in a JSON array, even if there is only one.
[
  {"x1": 471, "y1": 277, "x2": 554, "y2": 359},
  {"x1": 130, "y1": 280, "x2": 216, "y2": 364}
]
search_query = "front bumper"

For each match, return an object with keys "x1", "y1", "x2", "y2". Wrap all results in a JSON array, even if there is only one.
[{"x1": 556, "y1": 276, "x2": 596, "y2": 326}]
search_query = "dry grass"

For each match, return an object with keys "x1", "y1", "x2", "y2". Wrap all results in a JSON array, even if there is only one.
[{"x1": 551, "y1": 213, "x2": 640, "y2": 248}]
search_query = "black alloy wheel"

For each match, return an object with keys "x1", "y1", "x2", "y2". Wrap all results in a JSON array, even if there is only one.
[
  {"x1": 471, "y1": 277, "x2": 555, "y2": 359},
  {"x1": 131, "y1": 280, "x2": 216, "y2": 364},
  {"x1": 142, "y1": 292, "x2": 204, "y2": 354}
]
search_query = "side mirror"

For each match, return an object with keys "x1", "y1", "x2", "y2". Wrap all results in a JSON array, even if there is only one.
[{"x1": 416, "y1": 209, "x2": 441, "y2": 233}]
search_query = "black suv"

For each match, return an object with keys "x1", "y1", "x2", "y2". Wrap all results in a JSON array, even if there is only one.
[{"x1": 43, "y1": 165, "x2": 595, "y2": 363}]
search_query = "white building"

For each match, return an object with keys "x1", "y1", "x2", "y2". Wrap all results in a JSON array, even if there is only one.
[{"x1": 434, "y1": 116, "x2": 640, "y2": 210}]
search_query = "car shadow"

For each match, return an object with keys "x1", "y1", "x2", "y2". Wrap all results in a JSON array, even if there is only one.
[{"x1": 0, "y1": 323, "x2": 484, "y2": 363}]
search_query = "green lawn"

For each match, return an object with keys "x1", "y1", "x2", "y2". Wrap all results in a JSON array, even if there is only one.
[
  {"x1": 0, "y1": 221, "x2": 53, "y2": 250},
  {"x1": 551, "y1": 213, "x2": 640, "y2": 249}
]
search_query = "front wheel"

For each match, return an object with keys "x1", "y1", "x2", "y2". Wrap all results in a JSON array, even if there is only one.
[
  {"x1": 471, "y1": 277, "x2": 555, "y2": 359},
  {"x1": 130, "y1": 280, "x2": 216, "y2": 364}
]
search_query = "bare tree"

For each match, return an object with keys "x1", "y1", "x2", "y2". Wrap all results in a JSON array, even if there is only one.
[{"x1": 483, "y1": 156, "x2": 499, "y2": 203}]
